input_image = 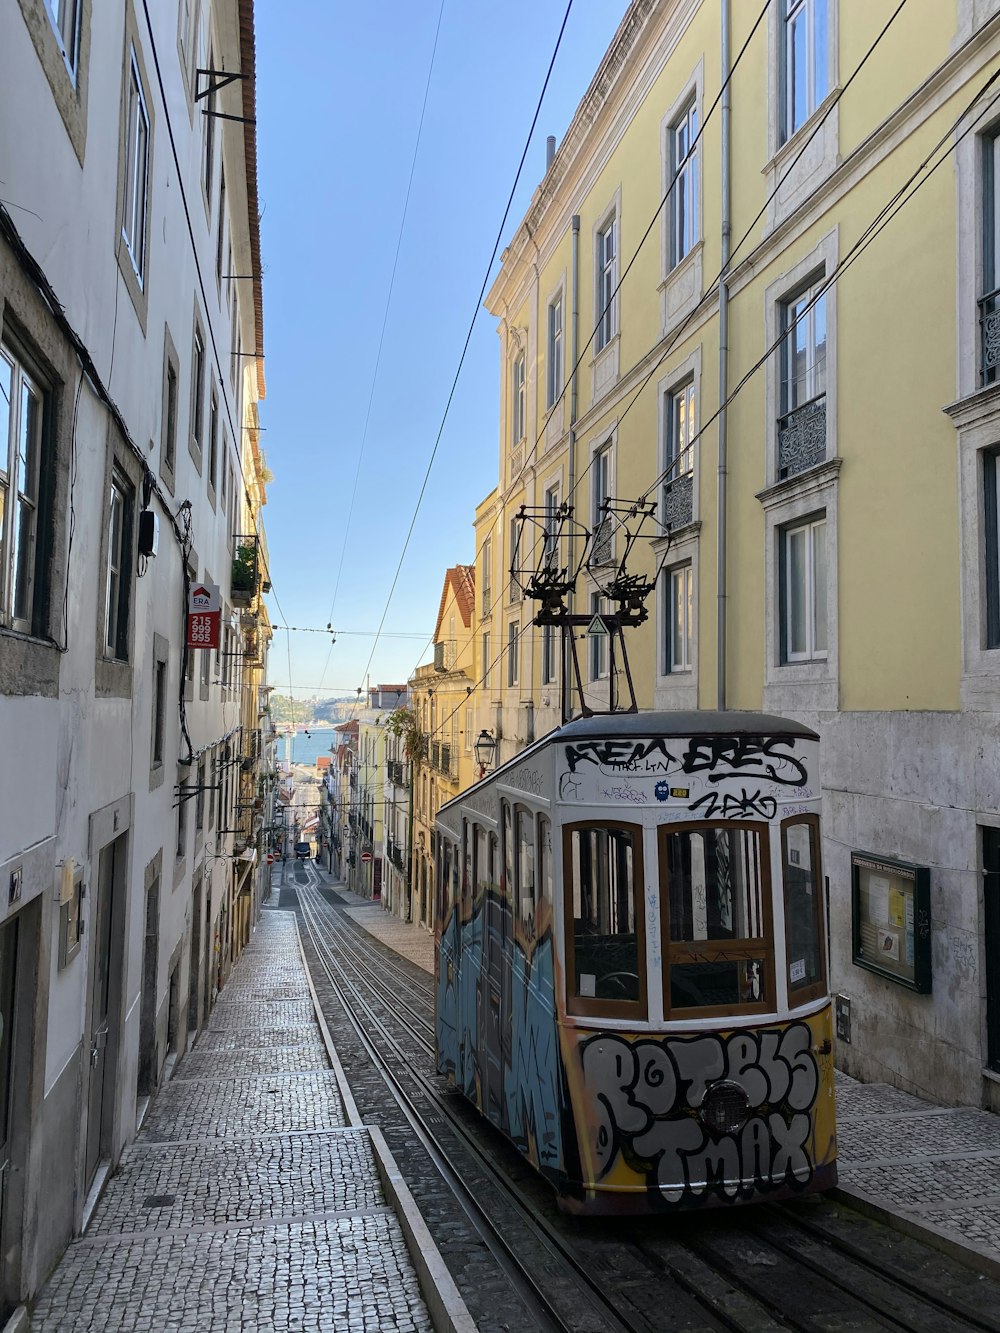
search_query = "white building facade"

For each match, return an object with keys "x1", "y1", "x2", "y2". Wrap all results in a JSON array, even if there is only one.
[{"x1": 0, "y1": 0, "x2": 270, "y2": 1313}]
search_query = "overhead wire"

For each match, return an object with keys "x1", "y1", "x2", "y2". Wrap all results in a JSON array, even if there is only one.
[
  {"x1": 316, "y1": 0, "x2": 446, "y2": 694},
  {"x1": 355, "y1": 0, "x2": 577, "y2": 693},
  {"x1": 423, "y1": 12, "x2": 991, "y2": 753}
]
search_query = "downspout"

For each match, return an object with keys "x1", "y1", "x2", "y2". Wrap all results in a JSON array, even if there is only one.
[
  {"x1": 565, "y1": 214, "x2": 581, "y2": 724},
  {"x1": 716, "y1": 0, "x2": 732, "y2": 711}
]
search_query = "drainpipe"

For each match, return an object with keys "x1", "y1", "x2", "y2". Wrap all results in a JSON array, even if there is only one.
[
  {"x1": 565, "y1": 215, "x2": 581, "y2": 725},
  {"x1": 717, "y1": 0, "x2": 732, "y2": 711}
]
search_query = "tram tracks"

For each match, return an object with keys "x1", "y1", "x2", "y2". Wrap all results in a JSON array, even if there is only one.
[
  {"x1": 295, "y1": 874, "x2": 737, "y2": 1333},
  {"x1": 293, "y1": 873, "x2": 1000, "y2": 1333}
]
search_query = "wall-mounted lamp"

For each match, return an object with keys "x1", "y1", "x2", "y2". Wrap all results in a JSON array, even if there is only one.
[{"x1": 474, "y1": 729, "x2": 497, "y2": 778}]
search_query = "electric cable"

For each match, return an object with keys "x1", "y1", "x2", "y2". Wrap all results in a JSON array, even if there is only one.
[
  {"x1": 317, "y1": 0, "x2": 446, "y2": 693},
  {"x1": 406, "y1": 0, "x2": 918, "y2": 725},
  {"x1": 420, "y1": 55, "x2": 1000, "y2": 753},
  {"x1": 354, "y1": 0, "x2": 577, "y2": 693}
]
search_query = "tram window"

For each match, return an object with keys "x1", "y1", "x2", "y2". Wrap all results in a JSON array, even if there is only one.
[
  {"x1": 539, "y1": 816, "x2": 553, "y2": 907},
  {"x1": 440, "y1": 842, "x2": 452, "y2": 918},
  {"x1": 566, "y1": 824, "x2": 645, "y2": 1009},
  {"x1": 517, "y1": 807, "x2": 536, "y2": 934},
  {"x1": 502, "y1": 801, "x2": 514, "y2": 906},
  {"x1": 660, "y1": 823, "x2": 773, "y2": 1015},
  {"x1": 476, "y1": 826, "x2": 489, "y2": 894},
  {"x1": 464, "y1": 820, "x2": 474, "y2": 904},
  {"x1": 665, "y1": 826, "x2": 765, "y2": 942},
  {"x1": 782, "y1": 816, "x2": 825, "y2": 1002}
]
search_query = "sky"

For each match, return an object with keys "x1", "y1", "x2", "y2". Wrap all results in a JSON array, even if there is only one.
[{"x1": 254, "y1": 0, "x2": 628, "y2": 701}]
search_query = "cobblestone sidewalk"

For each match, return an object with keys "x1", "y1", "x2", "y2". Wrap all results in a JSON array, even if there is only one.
[
  {"x1": 835, "y1": 1069, "x2": 1000, "y2": 1279},
  {"x1": 30, "y1": 910, "x2": 434, "y2": 1332}
]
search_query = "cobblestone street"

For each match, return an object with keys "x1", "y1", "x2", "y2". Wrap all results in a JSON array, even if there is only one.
[{"x1": 29, "y1": 909, "x2": 436, "y2": 1332}]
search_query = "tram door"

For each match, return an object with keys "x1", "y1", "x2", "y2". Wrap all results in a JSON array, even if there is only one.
[
  {"x1": 0, "y1": 917, "x2": 18, "y2": 1322},
  {"x1": 86, "y1": 839, "x2": 121, "y2": 1189}
]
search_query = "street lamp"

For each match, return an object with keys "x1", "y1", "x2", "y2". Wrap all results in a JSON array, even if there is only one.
[{"x1": 474, "y1": 729, "x2": 498, "y2": 779}]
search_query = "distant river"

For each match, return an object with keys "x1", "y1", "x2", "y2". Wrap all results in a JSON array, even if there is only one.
[{"x1": 276, "y1": 727, "x2": 338, "y2": 768}]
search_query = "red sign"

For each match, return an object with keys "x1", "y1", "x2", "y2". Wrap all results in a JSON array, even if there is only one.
[
  {"x1": 186, "y1": 582, "x2": 221, "y2": 650},
  {"x1": 266, "y1": 853, "x2": 274, "y2": 865},
  {"x1": 361, "y1": 850, "x2": 373, "y2": 863}
]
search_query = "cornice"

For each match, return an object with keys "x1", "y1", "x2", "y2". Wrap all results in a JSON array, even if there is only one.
[{"x1": 487, "y1": 0, "x2": 699, "y2": 314}]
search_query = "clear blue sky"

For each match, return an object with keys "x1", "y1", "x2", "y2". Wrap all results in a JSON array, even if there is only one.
[{"x1": 255, "y1": 0, "x2": 627, "y2": 700}]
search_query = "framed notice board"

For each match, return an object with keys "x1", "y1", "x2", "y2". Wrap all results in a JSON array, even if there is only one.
[{"x1": 851, "y1": 852, "x2": 931, "y2": 993}]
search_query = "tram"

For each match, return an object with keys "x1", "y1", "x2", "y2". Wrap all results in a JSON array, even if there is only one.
[{"x1": 434, "y1": 711, "x2": 836, "y2": 1215}]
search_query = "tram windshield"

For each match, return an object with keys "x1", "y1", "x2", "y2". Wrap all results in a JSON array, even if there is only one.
[{"x1": 660, "y1": 823, "x2": 772, "y2": 1015}]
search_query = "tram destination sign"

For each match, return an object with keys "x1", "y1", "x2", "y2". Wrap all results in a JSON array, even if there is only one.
[{"x1": 556, "y1": 732, "x2": 819, "y2": 823}]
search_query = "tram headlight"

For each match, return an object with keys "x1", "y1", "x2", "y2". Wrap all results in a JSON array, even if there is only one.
[{"x1": 699, "y1": 1080, "x2": 751, "y2": 1136}]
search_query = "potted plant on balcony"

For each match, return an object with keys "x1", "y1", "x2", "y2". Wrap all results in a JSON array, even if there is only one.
[{"x1": 231, "y1": 542, "x2": 259, "y2": 606}]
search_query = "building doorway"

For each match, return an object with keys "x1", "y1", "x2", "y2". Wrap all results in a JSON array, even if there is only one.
[
  {"x1": 86, "y1": 835, "x2": 125, "y2": 1193},
  {"x1": 188, "y1": 879, "x2": 202, "y2": 1039},
  {"x1": 137, "y1": 876, "x2": 159, "y2": 1101},
  {"x1": 984, "y1": 827, "x2": 1000, "y2": 1072},
  {"x1": 0, "y1": 917, "x2": 18, "y2": 1324}
]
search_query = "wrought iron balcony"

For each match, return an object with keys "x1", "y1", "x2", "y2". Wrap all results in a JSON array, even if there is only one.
[
  {"x1": 777, "y1": 396, "x2": 826, "y2": 480},
  {"x1": 980, "y1": 289, "x2": 1000, "y2": 385},
  {"x1": 590, "y1": 516, "x2": 614, "y2": 567},
  {"x1": 662, "y1": 472, "x2": 693, "y2": 529}
]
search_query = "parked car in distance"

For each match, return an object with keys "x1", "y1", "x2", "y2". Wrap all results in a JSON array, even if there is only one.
[{"x1": 294, "y1": 841, "x2": 311, "y2": 860}]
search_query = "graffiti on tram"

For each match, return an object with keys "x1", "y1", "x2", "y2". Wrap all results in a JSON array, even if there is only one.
[{"x1": 576, "y1": 1023, "x2": 820, "y2": 1202}]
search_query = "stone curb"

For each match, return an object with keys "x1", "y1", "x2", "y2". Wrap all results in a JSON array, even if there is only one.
[
  {"x1": 294, "y1": 916, "x2": 477, "y2": 1333},
  {"x1": 831, "y1": 1183, "x2": 1000, "y2": 1285}
]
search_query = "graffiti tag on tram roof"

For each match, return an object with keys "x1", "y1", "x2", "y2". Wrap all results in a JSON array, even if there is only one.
[{"x1": 563, "y1": 734, "x2": 808, "y2": 787}]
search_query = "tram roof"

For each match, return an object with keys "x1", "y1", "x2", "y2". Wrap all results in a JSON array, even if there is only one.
[{"x1": 552, "y1": 710, "x2": 819, "y2": 742}]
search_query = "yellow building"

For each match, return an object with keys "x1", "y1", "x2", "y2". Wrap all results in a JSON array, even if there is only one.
[
  {"x1": 410, "y1": 566, "x2": 477, "y2": 928},
  {"x1": 474, "y1": 0, "x2": 1000, "y2": 1109}
]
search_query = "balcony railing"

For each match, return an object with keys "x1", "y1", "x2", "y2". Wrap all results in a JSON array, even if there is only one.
[
  {"x1": 777, "y1": 396, "x2": 826, "y2": 479},
  {"x1": 662, "y1": 472, "x2": 693, "y2": 529},
  {"x1": 231, "y1": 534, "x2": 262, "y2": 607},
  {"x1": 981, "y1": 288, "x2": 1000, "y2": 385},
  {"x1": 590, "y1": 516, "x2": 614, "y2": 567}
]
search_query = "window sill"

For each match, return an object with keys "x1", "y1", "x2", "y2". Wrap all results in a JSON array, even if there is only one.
[
  {"x1": 659, "y1": 240, "x2": 704, "y2": 335},
  {"x1": 756, "y1": 457, "x2": 841, "y2": 511},
  {"x1": 766, "y1": 87, "x2": 842, "y2": 180}
]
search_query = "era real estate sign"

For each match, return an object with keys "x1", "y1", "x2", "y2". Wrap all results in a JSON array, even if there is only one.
[{"x1": 186, "y1": 582, "x2": 221, "y2": 650}]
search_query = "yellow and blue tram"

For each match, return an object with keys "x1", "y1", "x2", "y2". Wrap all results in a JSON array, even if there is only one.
[{"x1": 434, "y1": 711, "x2": 837, "y2": 1214}]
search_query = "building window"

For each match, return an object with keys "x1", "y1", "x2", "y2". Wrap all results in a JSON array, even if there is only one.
[
  {"x1": 216, "y1": 169, "x2": 226, "y2": 287},
  {"x1": 209, "y1": 387, "x2": 219, "y2": 493},
  {"x1": 664, "y1": 564, "x2": 693, "y2": 673},
  {"x1": 0, "y1": 343, "x2": 46, "y2": 635},
  {"x1": 667, "y1": 381, "x2": 695, "y2": 479},
  {"x1": 481, "y1": 534, "x2": 492, "y2": 611},
  {"x1": 122, "y1": 47, "x2": 151, "y2": 286},
  {"x1": 507, "y1": 620, "x2": 519, "y2": 688},
  {"x1": 670, "y1": 100, "x2": 698, "y2": 267},
  {"x1": 981, "y1": 133, "x2": 1000, "y2": 385},
  {"x1": 45, "y1": 0, "x2": 81, "y2": 78},
  {"x1": 779, "y1": 279, "x2": 827, "y2": 478},
  {"x1": 162, "y1": 355, "x2": 178, "y2": 475},
  {"x1": 543, "y1": 483, "x2": 559, "y2": 564},
  {"x1": 782, "y1": 0, "x2": 828, "y2": 143},
  {"x1": 984, "y1": 449, "x2": 1000, "y2": 648},
  {"x1": 596, "y1": 216, "x2": 617, "y2": 352},
  {"x1": 591, "y1": 445, "x2": 613, "y2": 565},
  {"x1": 191, "y1": 327, "x2": 205, "y2": 458},
  {"x1": 781, "y1": 515, "x2": 827, "y2": 662},
  {"x1": 482, "y1": 631, "x2": 491, "y2": 687},
  {"x1": 509, "y1": 515, "x2": 521, "y2": 603},
  {"x1": 547, "y1": 295, "x2": 563, "y2": 408},
  {"x1": 512, "y1": 351, "x2": 526, "y2": 443},
  {"x1": 203, "y1": 44, "x2": 216, "y2": 199},
  {"x1": 153, "y1": 658, "x2": 166, "y2": 765},
  {"x1": 590, "y1": 593, "x2": 609, "y2": 680},
  {"x1": 542, "y1": 623, "x2": 557, "y2": 686},
  {"x1": 105, "y1": 468, "x2": 134, "y2": 660}
]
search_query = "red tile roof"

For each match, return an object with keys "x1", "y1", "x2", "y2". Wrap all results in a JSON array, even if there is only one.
[{"x1": 433, "y1": 565, "x2": 476, "y2": 644}]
